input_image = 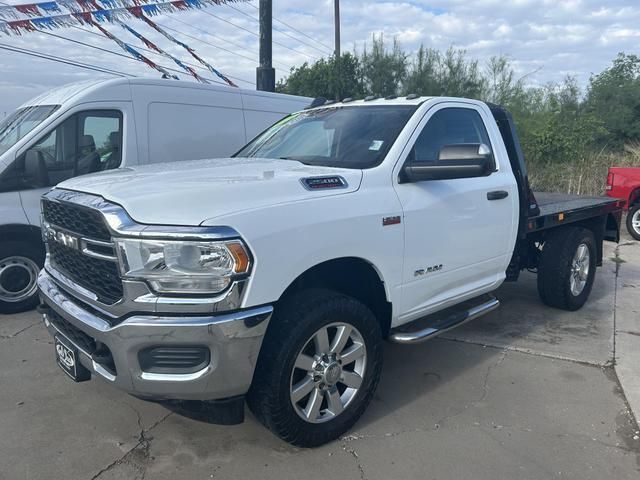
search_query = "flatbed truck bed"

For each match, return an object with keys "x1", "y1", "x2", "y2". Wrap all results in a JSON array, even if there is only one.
[{"x1": 527, "y1": 192, "x2": 622, "y2": 236}]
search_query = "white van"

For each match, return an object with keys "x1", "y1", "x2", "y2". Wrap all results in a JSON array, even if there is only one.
[{"x1": 0, "y1": 78, "x2": 311, "y2": 313}]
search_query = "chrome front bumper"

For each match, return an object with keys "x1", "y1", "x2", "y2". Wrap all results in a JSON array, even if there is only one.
[{"x1": 38, "y1": 270, "x2": 272, "y2": 401}]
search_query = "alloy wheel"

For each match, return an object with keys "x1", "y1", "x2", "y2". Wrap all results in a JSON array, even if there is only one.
[
  {"x1": 290, "y1": 322, "x2": 367, "y2": 424},
  {"x1": 569, "y1": 243, "x2": 590, "y2": 296}
]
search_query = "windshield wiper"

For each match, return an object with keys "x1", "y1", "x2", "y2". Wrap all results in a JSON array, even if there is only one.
[{"x1": 277, "y1": 156, "x2": 314, "y2": 165}]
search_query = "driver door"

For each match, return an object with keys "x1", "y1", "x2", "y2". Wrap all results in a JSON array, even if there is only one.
[{"x1": 394, "y1": 102, "x2": 518, "y2": 322}]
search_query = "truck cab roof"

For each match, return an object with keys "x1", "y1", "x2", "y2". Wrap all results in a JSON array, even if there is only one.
[{"x1": 305, "y1": 95, "x2": 492, "y2": 111}]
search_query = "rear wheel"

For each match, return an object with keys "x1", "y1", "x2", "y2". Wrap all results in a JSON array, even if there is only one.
[
  {"x1": 626, "y1": 204, "x2": 640, "y2": 241},
  {"x1": 248, "y1": 289, "x2": 383, "y2": 447},
  {"x1": 0, "y1": 241, "x2": 44, "y2": 314},
  {"x1": 537, "y1": 227, "x2": 596, "y2": 311}
]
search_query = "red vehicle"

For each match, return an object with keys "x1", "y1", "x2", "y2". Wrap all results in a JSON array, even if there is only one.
[{"x1": 606, "y1": 167, "x2": 640, "y2": 240}]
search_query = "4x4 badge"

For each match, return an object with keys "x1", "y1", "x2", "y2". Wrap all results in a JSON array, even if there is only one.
[{"x1": 382, "y1": 216, "x2": 401, "y2": 226}]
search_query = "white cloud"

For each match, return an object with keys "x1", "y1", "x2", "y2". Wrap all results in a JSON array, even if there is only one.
[{"x1": 1, "y1": 0, "x2": 639, "y2": 114}]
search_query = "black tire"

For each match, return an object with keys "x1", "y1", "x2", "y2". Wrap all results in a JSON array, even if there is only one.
[
  {"x1": 537, "y1": 227, "x2": 596, "y2": 311},
  {"x1": 626, "y1": 204, "x2": 640, "y2": 241},
  {"x1": 247, "y1": 289, "x2": 383, "y2": 447},
  {"x1": 0, "y1": 241, "x2": 44, "y2": 314}
]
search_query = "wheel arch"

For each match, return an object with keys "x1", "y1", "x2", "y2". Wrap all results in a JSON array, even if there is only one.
[
  {"x1": 276, "y1": 257, "x2": 393, "y2": 338},
  {"x1": 0, "y1": 224, "x2": 44, "y2": 249},
  {"x1": 551, "y1": 217, "x2": 612, "y2": 266},
  {"x1": 629, "y1": 187, "x2": 640, "y2": 207}
]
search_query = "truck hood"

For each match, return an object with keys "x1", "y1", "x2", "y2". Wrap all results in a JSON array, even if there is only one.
[{"x1": 57, "y1": 157, "x2": 363, "y2": 225}]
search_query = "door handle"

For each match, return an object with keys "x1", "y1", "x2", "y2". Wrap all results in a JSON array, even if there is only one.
[{"x1": 487, "y1": 190, "x2": 509, "y2": 200}]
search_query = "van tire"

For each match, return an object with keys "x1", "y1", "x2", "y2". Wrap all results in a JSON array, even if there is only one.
[
  {"x1": 0, "y1": 241, "x2": 44, "y2": 314},
  {"x1": 626, "y1": 204, "x2": 640, "y2": 241},
  {"x1": 247, "y1": 289, "x2": 383, "y2": 447},
  {"x1": 537, "y1": 227, "x2": 596, "y2": 311}
]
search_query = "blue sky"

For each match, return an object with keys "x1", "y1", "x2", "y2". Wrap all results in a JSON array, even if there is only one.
[{"x1": 1, "y1": 0, "x2": 640, "y2": 114}]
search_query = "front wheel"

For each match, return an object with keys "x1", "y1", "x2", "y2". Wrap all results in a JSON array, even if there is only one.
[
  {"x1": 0, "y1": 241, "x2": 44, "y2": 314},
  {"x1": 537, "y1": 227, "x2": 597, "y2": 311},
  {"x1": 626, "y1": 204, "x2": 640, "y2": 241},
  {"x1": 248, "y1": 289, "x2": 383, "y2": 447}
]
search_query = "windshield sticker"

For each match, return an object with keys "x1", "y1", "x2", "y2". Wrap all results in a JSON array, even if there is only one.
[{"x1": 369, "y1": 140, "x2": 384, "y2": 151}]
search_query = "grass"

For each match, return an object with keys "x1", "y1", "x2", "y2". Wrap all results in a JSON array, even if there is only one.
[{"x1": 528, "y1": 143, "x2": 640, "y2": 195}]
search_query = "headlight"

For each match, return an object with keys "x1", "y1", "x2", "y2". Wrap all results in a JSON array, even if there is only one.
[{"x1": 115, "y1": 239, "x2": 250, "y2": 295}]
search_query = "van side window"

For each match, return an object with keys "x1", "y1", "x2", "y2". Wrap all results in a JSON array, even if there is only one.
[
  {"x1": 0, "y1": 110, "x2": 122, "y2": 192},
  {"x1": 412, "y1": 108, "x2": 491, "y2": 164}
]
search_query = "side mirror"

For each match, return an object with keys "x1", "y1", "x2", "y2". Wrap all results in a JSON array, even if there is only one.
[
  {"x1": 401, "y1": 143, "x2": 495, "y2": 183},
  {"x1": 24, "y1": 150, "x2": 50, "y2": 188}
]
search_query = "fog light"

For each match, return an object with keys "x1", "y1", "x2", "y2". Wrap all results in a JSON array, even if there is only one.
[{"x1": 138, "y1": 346, "x2": 210, "y2": 374}]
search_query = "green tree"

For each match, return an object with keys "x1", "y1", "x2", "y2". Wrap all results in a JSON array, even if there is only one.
[
  {"x1": 586, "y1": 53, "x2": 640, "y2": 147},
  {"x1": 403, "y1": 47, "x2": 485, "y2": 97},
  {"x1": 360, "y1": 34, "x2": 407, "y2": 97},
  {"x1": 276, "y1": 52, "x2": 364, "y2": 100},
  {"x1": 525, "y1": 78, "x2": 607, "y2": 164}
]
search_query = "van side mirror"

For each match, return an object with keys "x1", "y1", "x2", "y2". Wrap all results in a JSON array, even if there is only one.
[
  {"x1": 401, "y1": 143, "x2": 495, "y2": 183},
  {"x1": 24, "y1": 150, "x2": 50, "y2": 188}
]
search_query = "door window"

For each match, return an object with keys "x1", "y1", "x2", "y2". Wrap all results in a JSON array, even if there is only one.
[
  {"x1": 0, "y1": 110, "x2": 122, "y2": 192},
  {"x1": 412, "y1": 108, "x2": 492, "y2": 164}
]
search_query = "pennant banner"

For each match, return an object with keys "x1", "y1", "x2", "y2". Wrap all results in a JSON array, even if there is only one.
[
  {"x1": 119, "y1": 22, "x2": 209, "y2": 83},
  {"x1": 0, "y1": 0, "x2": 242, "y2": 20},
  {"x1": 130, "y1": 8, "x2": 237, "y2": 86},
  {"x1": 0, "y1": 0, "x2": 243, "y2": 86},
  {"x1": 89, "y1": 18, "x2": 179, "y2": 80}
]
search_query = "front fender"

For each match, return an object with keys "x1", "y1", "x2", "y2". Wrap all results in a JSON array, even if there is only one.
[{"x1": 205, "y1": 188, "x2": 405, "y2": 312}]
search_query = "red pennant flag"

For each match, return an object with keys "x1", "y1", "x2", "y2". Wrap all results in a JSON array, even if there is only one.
[{"x1": 15, "y1": 4, "x2": 40, "y2": 16}]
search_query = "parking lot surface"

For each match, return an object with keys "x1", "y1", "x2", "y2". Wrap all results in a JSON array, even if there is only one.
[{"x1": 1, "y1": 237, "x2": 639, "y2": 480}]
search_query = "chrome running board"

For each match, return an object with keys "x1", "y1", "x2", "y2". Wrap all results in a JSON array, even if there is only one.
[{"x1": 389, "y1": 296, "x2": 500, "y2": 345}]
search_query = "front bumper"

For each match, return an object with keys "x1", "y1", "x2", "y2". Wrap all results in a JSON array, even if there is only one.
[{"x1": 38, "y1": 270, "x2": 272, "y2": 401}]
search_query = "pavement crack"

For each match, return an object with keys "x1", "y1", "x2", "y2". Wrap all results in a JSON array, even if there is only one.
[
  {"x1": 438, "y1": 336, "x2": 605, "y2": 367},
  {"x1": 340, "y1": 437, "x2": 368, "y2": 480},
  {"x1": 89, "y1": 409, "x2": 172, "y2": 480},
  {"x1": 479, "y1": 349, "x2": 508, "y2": 403},
  {"x1": 0, "y1": 321, "x2": 40, "y2": 340}
]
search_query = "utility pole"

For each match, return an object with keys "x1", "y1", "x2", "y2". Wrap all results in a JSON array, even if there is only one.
[
  {"x1": 256, "y1": 0, "x2": 275, "y2": 92},
  {"x1": 334, "y1": 0, "x2": 341, "y2": 100},
  {"x1": 334, "y1": 0, "x2": 340, "y2": 59}
]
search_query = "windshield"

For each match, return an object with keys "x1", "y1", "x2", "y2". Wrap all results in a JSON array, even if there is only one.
[
  {"x1": 235, "y1": 105, "x2": 417, "y2": 169},
  {"x1": 0, "y1": 104, "x2": 59, "y2": 156}
]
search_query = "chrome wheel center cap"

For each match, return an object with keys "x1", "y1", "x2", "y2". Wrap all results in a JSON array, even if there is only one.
[{"x1": 323, "y1": 362, "x2": 342, "y2": 386}]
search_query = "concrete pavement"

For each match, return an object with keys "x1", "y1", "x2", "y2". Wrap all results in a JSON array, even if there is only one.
[
  {"x1": 0, "y1": 236, "x2": 638, "y2": 480},
  {"x1": 614, "y1": 236, "x2": 640, "y2": 430}
]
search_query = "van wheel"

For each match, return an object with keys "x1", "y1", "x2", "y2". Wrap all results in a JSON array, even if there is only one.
[
  {"x1": 248, "y1": 289, "x2": 383, "y2": 447},
  {"x1": 626, "y1": 204, "x2": 640, "y2": 241},
  {"x1": 537, "y1": 227, "x2": 596, "y2": 311},
  {"x1": 0, "y1": 241, "x2": 44, "y2": 314}
]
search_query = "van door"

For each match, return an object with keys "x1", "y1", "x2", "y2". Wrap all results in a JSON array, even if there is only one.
[
  {"x1": 16, "y1": 106, "x2": 128, "y2": 225},
  {"x1": 394, "y1": 103, "x2": 518, "y2": 322}
]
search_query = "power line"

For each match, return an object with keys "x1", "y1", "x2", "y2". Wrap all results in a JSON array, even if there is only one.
[
  {"x1": 200, "y1": 9, "x2": 318, "y2": 61},
  {"x1": 226, "y1": 3, "x2": 333, "y2": 56},
  {"x1": 36, "y1": 28, "x2": 236, "y2": 86},
  {"x1": 0, "y1": 0, "x2": 256, "y2": 84},
  {"x1": 246, "y1": 1, "x2": 334, "y2": 53},
  {"x1": 162, "y1": 16, "x2": 291, "y2": 71},
  {"x1": 71, "y1": 24, "x2": 255, "y2": 86},
  {"x1": 159, "y1": 21, "x2": 255, "y2": 65},
  {"x1": 0, "y1": 43, "x2": 133, "y2": 77}
]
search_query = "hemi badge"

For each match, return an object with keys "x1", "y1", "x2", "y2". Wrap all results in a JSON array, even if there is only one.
[
  {"x1": 383, "y1": 216, "x2": 401, "y2": 226},
  {"x1": 301, "y1": 176, "x2": 348, "y2": 190}
]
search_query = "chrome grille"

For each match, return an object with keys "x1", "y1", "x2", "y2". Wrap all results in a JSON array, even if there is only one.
[
  {"x1": 42, "y1": 199, "x2": 111, "y2": 242},
  {"x1": 48, "y1": 242, "x2": 123, "y2": 304},
  {"x1": 43, "y1": 199, "x2": 123, "y2": 305}
]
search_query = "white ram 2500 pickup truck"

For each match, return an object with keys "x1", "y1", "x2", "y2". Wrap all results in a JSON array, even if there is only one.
[{"x1": 37, "y1": 96, "x2": 622, "y2": 447}]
